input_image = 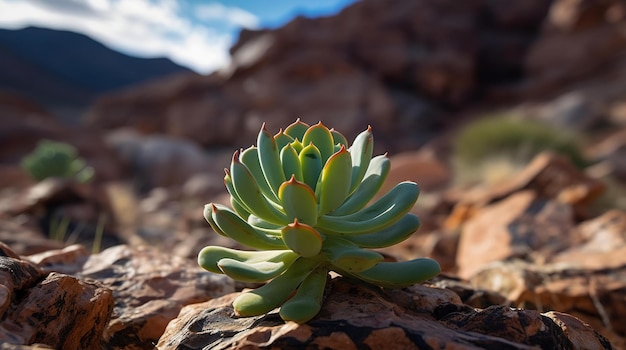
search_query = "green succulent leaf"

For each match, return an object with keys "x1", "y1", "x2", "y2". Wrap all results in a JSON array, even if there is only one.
[
  {"x1": 315, "y1": 145, "x2": 353, "y2": 215},
  {"x1": 257, "y1": 123, "x2": 287, "y2": 198},
  {"x1": 247, "y1": 215, "x2": 283, "y2": 231},
  {"x1": 284, "y1": 118, "x2": 310, "y2": 141},
  {"x1": 197, "y1": 246, "x2": 295, "y2": 274},
  {"x1": 274, "y1": 129, "x2": 295, "y2": 151},
  {"x1": 233, "y1": 257, "x2": 319, "y2": 316},
  {"x1": 280, "y1": 143, "x2": 304, "y2": 182},
  {"x1": 302, "y1": 122, "x2": 335, "y2": 164},
  {"x1": 208, "y1": 203, "x2": 286, "y2": 250},
  {"x1": 330, "y1": 154, "x2": 390, "y2": 216},
  {"x1": 318, "y1": 181, "x2": 419, "y2": 234},
  {"x1": 217, "y1": 255, "x2": 298, "y2": 283},
  {"x1": 240, "y1": 146, "x2": 280, "y2": 203},
  {"x1": 322, "y1": 236, "x2": 383, "y2": 273},
  {"x1": 350, "y1": 258, "x2": 441, "y2": 288},
  {"x1": 299, "y1": 142, "x2": 323, "y2": 191},
  {"x1": 348, "y1": 126, "x2": 374, "y2": 194},
  {"x1": 224, "y1": 170, "x2": 249, "y2": 219},
  {"x1": 281, "y1": 220, "x2": 323, "y2": 258},
  {"x1": 330, "y1": 128, "x2": 348, "y2": 148},
  {"x1": 278, "y1": 176, "x2": 318, "y2": 226},
  {"x1": 279, "y1": 266, "x2": 328, "y2": 323},
  {"x1": 344, "y1": 213, "x2": 420, "y2": 249},
  {"x1": 230, "y1": 150, "x2": 287, "y2": 225}
]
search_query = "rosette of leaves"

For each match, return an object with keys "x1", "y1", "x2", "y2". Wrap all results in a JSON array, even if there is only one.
[
  {"x1": 198, "y1": 119, "x2": 440, "y2": 323},
  {"x1": 21, "y1": 140, "x2": 94, "y2": 183}
]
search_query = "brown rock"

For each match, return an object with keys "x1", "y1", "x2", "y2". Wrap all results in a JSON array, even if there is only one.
[
  {"x1": 471, "y1": 259, "x2": 626, "y2": 348},
  {"x1": 456, "y1": 190, "x2": 577, "y2": 279},
  {"x1": 157, "y1": 277, "x2": 611, "y2": 349},
  {"x1": 75, "y1": 244, "x2": 235, "y2": 349},
  {"x1": 445, "y1": 152, "x2": 606, "y2": 227},
  {"x1": 0, "y1": 249, "x2": 113, "y2": 349},
  {"x1": 553, "y1": 210, "x2": 626, "y2": 270},
  {"x1": 0, "y1": 272, "x2": 113, "y2": 348},
  {"x1": 546, "y1": 312, "x2": 616, "y2": 350}
]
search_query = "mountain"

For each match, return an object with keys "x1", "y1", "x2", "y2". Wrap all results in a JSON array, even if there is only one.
[{"x1": 0, "y1": 26, "x2": 193, "y2": 122}]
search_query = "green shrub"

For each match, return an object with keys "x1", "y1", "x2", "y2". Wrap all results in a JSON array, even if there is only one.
[
  {"x1": 21, "y1": 140, "x2": 94, "y2": 183},
  {"x1": 452, "y1": 114, "x2": 587, "y2": 185}
]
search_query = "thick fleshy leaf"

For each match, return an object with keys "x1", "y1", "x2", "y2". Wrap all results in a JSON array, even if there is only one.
[
  {"x1": 280, "y1": 143, "x2": 303, "y2": 182},
  {"x1": 210, "y1": 203, "x2": 286, "y2": 249},
  {"x1": 330, "y1": 128, "x2": 348, "y2": 148},
  {"x1": 198, "y1": 246, "x2": 295, "y2": 274},
  {"x1": 284, "y1": 118, "x2": 310, "y2": 141},
  {"x1": 274, "y1": 129, "x2": 295, "y2": 151},
  {"x1": 281, "y1": 220, "x2": 323, "y2": 257},
  {"x1": 322, "y1": 236, "x2": 383, "y2": 273},
  {"x1": 230, "y1": 151, "x2": 287, "y2": 224},
  {"x1": 257, "y1": 123, "x2": 286, "y2": 197},
  {"x1": 279, "y1": 266, "x2": 328, "y2": 323},
  {"x1": 278, "y1": 176, "x2": 318, "y2": 226},
  {"x1": 331, "y1": 154, "x2": 390, "y2": 216},
  {"x1": 316, "y1": 145, "x2": 352, "y2": 215},
  {"x1": 299, "y1": 143, "x2": 323, "y2": 191},
  {"x1": 240, "y1": 146, "x2": 280, "y2": 203},
  {"x1": 348, "y1": 126, "x2": 374, "y2": 193},
  {"x1": 224, "y1": 170, "x2": 251, "y2": 219},
  {"x1": 302, "y1": 122, "x2": 335, "y2": 164}
]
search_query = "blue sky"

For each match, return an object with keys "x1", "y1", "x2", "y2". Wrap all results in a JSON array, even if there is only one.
[{"x1": 0, "y1": 0, "x2": 357, "y2": 73}]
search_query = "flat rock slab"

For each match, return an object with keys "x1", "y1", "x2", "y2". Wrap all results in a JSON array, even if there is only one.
[{"x1": 158, "y1": 278, "x2": 611, "y2": 350}]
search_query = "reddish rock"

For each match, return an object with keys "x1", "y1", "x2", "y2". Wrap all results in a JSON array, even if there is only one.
[
  {"x1": 75, "y1": 244, "x2": 234, "y2": 349},
  {"x1": 445, "y1": 152, "x2": 606, "y2": 226},
  {"x1": 471, "y1": 256, "x2": 626, "y2": 348},
  {"x1": 456, "y1": 190, "x2": 577, "y2": 279},
  {"x1": 0, "y1": 245, "x2": 113, "y2": 349},
  {"x1": 157, "y1": 277, "x2": 611, "y2": 349}
]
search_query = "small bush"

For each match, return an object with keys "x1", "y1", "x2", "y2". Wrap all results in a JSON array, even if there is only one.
[
  {"x1": 21, "y1": 140, "x2": 94, "y2": 183},
  {"x1": 452, "y1": 114, "x2": 587, "y2": 185}
]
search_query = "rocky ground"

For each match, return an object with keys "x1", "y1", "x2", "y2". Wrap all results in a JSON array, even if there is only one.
[{"x1": 2, "y1": 0, "x2": 626, "y2": 349}]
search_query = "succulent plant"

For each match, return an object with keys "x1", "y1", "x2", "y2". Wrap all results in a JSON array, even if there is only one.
[
  {"x1": 21, "y1": 140, "x2": 94, "y2": 183},
  {"x1": 198, "y1": 119, "x2": 440, "y2": 323}
]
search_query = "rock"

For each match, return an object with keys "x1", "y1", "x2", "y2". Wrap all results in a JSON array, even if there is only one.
[
  {"x1": 471, "y1": 211, "x2": 626, "y2": 350},
  {"x1": 445, "y1": 152, "x2": 606, "y2": 225},
  {"x1": 0, "y1": 244, "x2": 113, "y2": 349},
  {"x1": 157, "y1": 277, "x2": 611, "y2": 349},
  {"x1": 587, "y1": 127, "x2": 626, "y2": 182},
  {"x1": 456, "y1": 190, "x2": 578, "y2": 279},
  {"x1": 75, "y1": 244, "x2": 234, "y2": 349},
  {"x1": 524, "y1": 0, "x2": 626, "y2": 96},
  {"x1": 470, "y1": 259, "x2": 625, "y2": 349}
]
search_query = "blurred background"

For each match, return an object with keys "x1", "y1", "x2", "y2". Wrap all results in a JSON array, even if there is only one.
[{"x1": 2, "y1": 0, "x2": 626, "y2": 345}]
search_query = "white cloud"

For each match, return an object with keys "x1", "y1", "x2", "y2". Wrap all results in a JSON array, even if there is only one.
[
  {"x1": 0, "y1": 0, "x2": 257, "y2": 73},
  {"x1": 195, "y1": 3, "x2": 259, "y2": 29}
]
